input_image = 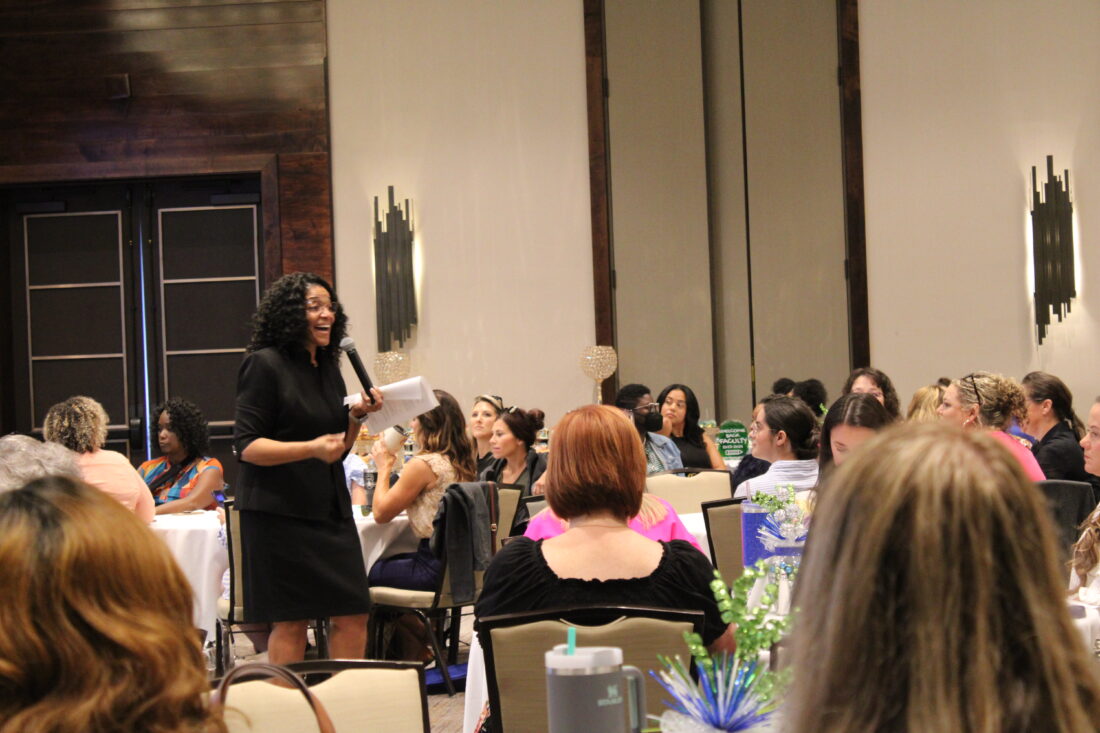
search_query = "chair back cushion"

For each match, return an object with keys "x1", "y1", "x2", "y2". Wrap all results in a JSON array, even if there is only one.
[
  {"x1": 702, "y1": 498, "x2": 743, "y2": 579},
  {"x1": 646, "y1": 471, "x2": 730, "y2": 515},
  {"x1": 483, "y1": 608, "x2": 701, "y2": 733},
  {"x1": 495, "y1": 486, "x2": 523, "y2": 551},
  {"x1": 222, "y1": 665, "x2": 428, "y2": 733},
  {"x1": 224, "y1": 499, "x2": 245, "y2": 622},
  {"x1": 1037, "y1": 479, "x2": 1095, "y2": 558}
]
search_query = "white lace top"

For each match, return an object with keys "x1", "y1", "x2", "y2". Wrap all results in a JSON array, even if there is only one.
[{"x1": 406, "y1": 452, "x2": 457, "y2": 538}]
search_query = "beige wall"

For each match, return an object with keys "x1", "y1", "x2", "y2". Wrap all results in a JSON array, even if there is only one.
[
  {"x1": 861, "y1": 1, "x2": 1100, "y2": 408},
  {"x1": 326, "y1": 0, "x2": 595, "y2": 423},
  {"x1": 605, "y1": 0, "x2": 717, "y2": 417}
]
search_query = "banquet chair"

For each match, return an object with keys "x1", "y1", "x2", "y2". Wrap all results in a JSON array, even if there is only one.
[
  {"x1": 218, "y1": 660, "x2": 429, "y2": 733},
  {"x1": 478, "y1": 606, "x2": 704, "y2": 733},
  {"x1": 368, "y1": 482, "x2": 496, "y2": 695},
  {"x1": 513, "y1": 495, "x2": 547, "y2": 534},
  {"x1": 701, "y1": 497, "x2": 744, "y2": 580},
  {"x1": 1036, "y1": 479, "x2": 1095, "y2": 560},
  {"x1": 495, "y1": 484, "x2": 522, "y2": 550},
  {"x1": 215, "y1": 500, "x2": 328, "y2": 676},
  {"x1": 646, "y1": 469, "x2": 731, "y2": 515}
]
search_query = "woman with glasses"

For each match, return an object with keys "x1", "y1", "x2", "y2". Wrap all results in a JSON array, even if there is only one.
[
  {"x1": 469, "y1": 394, "x2": 505, "y2": 473},
  {"x1": 233, "y1": 272, "x2": 384, "y2": 666},
  {"x1": 841, "y1": 366, "x2": 901, "y2": 421},
  {"x1": 614, "y1": 383, "x2": 682, "y2": 475},
  {"x1": 733, "y1": 394, "x2": 819, "y2": 499},
  {"x1": 937, "y1": 371, "x2": 1045, "y2": 480}
]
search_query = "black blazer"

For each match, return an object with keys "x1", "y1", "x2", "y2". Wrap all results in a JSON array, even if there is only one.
[
  {"x1": 233, "y1": 345, "x2": 352, "y2": 520},
  {"x1": 1033, "y1": 421, "x2": 1100, "y2": 503}
]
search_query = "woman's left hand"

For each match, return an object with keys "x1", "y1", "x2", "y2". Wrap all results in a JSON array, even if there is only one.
[{"x1": 349, "y1": 388, "x2": 384, "y2": 420}]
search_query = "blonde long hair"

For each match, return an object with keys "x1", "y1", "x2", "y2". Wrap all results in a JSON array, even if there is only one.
[
  {"x1": 0, "y1": 476, "x2": 226, "y2": 733},
  {"x1": 788, "y1": 423, "x2": 1100, "y2": 732}
]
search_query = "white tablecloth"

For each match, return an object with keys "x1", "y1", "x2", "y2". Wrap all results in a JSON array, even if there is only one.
[
  {"x1": 354, "y1": 511, "x2": 415, "y2": 574},
  {"x1": 150, "y1": 511, "x2": 228, "y2": 639},
  {"x1": 150, "y1": 510, "x2": 413, "y2": 640}
]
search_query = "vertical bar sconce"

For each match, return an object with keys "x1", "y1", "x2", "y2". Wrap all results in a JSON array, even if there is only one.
[
  {"x1": 374, "y1": 186, "x2": 417, "y2": 352},
  {"x1": 1030, "y1": 155, "x2": 1075, "y2": 345}
]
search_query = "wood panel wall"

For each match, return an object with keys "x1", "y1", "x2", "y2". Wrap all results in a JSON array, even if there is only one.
[{"x1": 0, "y1": 0, "x2": 334, "y2": 282}]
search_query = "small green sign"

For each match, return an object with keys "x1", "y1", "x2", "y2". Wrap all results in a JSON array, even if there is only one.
[{"x1": 717, "y1": 419, "x2": 749, "y2": 459}]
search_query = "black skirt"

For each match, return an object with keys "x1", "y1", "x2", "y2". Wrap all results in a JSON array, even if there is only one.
[{"x1": 239, "y1": 509, "x2": 370, "y2": 623}]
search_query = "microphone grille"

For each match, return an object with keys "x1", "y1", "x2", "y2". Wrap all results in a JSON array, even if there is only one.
[{"x1": 339, "y1": 337, "x2": 355, "y2": 352}]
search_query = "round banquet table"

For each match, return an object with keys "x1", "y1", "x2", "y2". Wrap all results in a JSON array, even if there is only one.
[
  {"x1": 150, "y1": 509, "x2": 414, "y2": 641},
  {"x1": 150, "y1": 511, "x2": 228, "y2": 640}
]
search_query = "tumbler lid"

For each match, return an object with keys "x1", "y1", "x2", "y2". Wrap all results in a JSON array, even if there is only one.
[{"x1": 545, "y1": 644, "x2": 622, "y2": 670}]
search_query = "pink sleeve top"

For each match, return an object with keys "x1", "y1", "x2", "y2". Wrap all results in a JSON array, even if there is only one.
[
  {"x1": 524, "y1": 496, "x2": 704, "y2": 553},
  {"x1": 77, "y1": 449, "x2": 155, "y2": 523},
  {"x1": 990, "y1": 430, "x2": 1047, "y2": 482}
]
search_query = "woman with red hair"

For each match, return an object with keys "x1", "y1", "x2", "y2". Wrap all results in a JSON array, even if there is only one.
[{"x1": 474, "y1": 405, "x2": 734, "y2": 652}]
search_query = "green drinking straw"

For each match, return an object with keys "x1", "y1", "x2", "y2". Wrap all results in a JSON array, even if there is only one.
[{"x1": 566, "y1": 626, "x2": 576, "y2": 655}]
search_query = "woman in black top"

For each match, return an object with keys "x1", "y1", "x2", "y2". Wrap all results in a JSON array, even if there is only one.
[
  {"x1": 656, "y1": 383, "x2": 724, "y2": 470},
  {"x1": 233, "y1": 273, "x2": 383, "y2": 665},
  {"x1": 1023, "y1": 371, "x2": 1100, "y2": 501},
  {"x1": 475, "y1": 404, "x2": 733, "y2": 652}
]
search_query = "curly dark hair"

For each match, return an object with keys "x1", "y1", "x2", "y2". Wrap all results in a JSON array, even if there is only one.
[
  {"x1": 247, "y1": 272, "x2": 347, "y2": 362},
  {"x1": 151, "y1": 398, "x2": 210, "y2": 458}
]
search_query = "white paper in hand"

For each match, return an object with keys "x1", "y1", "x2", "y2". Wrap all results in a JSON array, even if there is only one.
[{"x1": 345, "y1": 376, "x2": 439, "y2": 433}]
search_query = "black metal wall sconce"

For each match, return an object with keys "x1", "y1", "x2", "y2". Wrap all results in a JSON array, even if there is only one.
[
  {"x1": 373, "y1": 186, "x2": 417, "y2": 352},
  {"x1": 1031, "y1": 155, "x2": 1075, "y2": 345}
]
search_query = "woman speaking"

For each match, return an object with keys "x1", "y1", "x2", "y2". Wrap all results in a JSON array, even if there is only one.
[{"x1": 234, "y1": 272, "x2": 382, "y2": 665}]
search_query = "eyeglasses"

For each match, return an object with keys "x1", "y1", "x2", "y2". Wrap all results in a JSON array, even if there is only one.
[
  {"x1": 631, "y1": 402, "x2": 659, "y2": 414},
  {"x1": 748, "y1": 419, "x2": 770, "y2": 435},
  {"x1": 305, "y1": 299, "x2": 337, "y2": 315},
  {"x1": 476, "y1": 394, "x2": 506, "y2": 412},
  {"x1": 966, "y1": 374, "x2": 984, "y2": 409}
]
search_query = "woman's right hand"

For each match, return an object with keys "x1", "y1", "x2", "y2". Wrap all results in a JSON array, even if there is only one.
[
  {"x1": 371, "y1": 439, "x2": 396, "y2": 473},
  {"x1": 310, "y1": 433, "x2": 348, "y2": 463}
]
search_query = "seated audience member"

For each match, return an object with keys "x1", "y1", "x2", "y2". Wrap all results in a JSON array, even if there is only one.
[
  {"x1": 479, "y1": 406, "x2": 547, "y2": 493},
  {"x1": 615, "y1": 383, "x2": 682, "y2": 475},
  {"x1": 0, "y1": 434, "x2": 81, "y2": 493},
  {"x1": 772, "y1": 376, "x2": 796, "y2": 395},
  {"x1": 525, "y1": 491, "x2": 703, "y2": 552},
  {"x1": 344, "y1": 450, "x2": 368, "y2": 506},
  {"x1": 791, "y1": 378, "x2": 828, "y2": 419},
  {"x1": 43, "y1": 396, "x2": 154, "y2": 523},
  {"x1": 1070, "y1": 397, "x2": 1100, "y2": 593},
  {"x1": 817, "y1": 393, "x2": 891, "y2": 477},
  {"x1": 0, "y1": 476, "x2": 226, "y2": 733},
  {"x1": 1023, "y1": 371, "x2": 1100, "y2": 501},
  {"x1": 905, "y1": 378, "x2": 950, "y2": 423},
  {"x1": 842, "y1": 366, "x2": 901, "y2": 421},
  {"x1": 139, "y1": 398, "x2": 224, "y2": 515},
  {"x1": 734, "y1": 395, "x2": 819, "y2": 499},
  {"x1": 469, "y1": 394, "x2": 505, "y2": 474},
  {"x1": 475, "y1": 405, "x2": 734, "y2": 652},
  {"x1": 369, "y1": 390, "x2": 477, "y2": 591},
  {"x1": 727, "y1": 454, "x2": 770, "y2": 496},
  {"x1": 937, "y1": 372, "x2": 1045, "y2": 480},
  {"x1": 657, "y1": 383, "x2": 725, "y2": 470},
  {"x1": 787, "y1": 423, "x2": 1100, "y2": 732}
]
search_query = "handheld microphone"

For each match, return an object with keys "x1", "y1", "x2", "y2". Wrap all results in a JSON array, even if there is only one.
[{"x1": 339, "y1": 337, "x2": 376, "y2": 404}]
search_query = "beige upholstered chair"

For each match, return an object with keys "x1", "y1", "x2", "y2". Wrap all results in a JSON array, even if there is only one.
[
  {"x1": 515, "y1": 495, "x2": 547, "y2": 532},
  {"x1": 478, "y1": 606, "x2": 704, "y2": 733},
  {"x1": 495, "y1": 485, "x2": 522, "y2": 550},
  {"x1": 219, "y1": 660, "x2": 429, "y2": 733},
  {"x1": 215, "y1": 500, "x2": 328, "y2": 675},
  {"x1": 645, "y1": 469, "x2": 731, "y2": 515},
  {"x1": 369, "y1": 482, "x2": 493, "y2": 695},
  {"x1": 701, "y1": 498, "x2": 744, "y2": 580}
]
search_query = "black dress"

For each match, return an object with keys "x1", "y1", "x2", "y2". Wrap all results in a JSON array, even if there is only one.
[
  {"x1": 1033, "y1": 421, "x2": 1100, "y2": 504},
  {"x1": 671, "y1": 435, "x2": 711, "y2": 470},
  {"x1": 474, "y1": 537, "x2": 727, "y2": 645},
  {"x1": 233, "y1": 345, "x2": 370, "y2": 623}
]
